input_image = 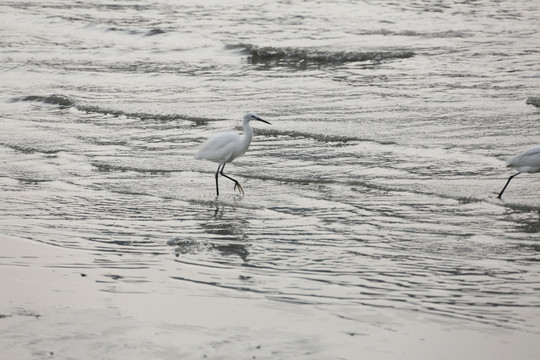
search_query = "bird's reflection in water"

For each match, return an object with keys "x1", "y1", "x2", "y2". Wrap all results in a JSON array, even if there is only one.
[
  {"x1": 213, "y1": 199, "x2": 226, "y2": 219},
  {"x1": 206, "y1": 199, "x2": 248, "y2": 236},
  {"x1": 206, "y1": 199, "x2": 251, "y2": 261},
  {"x1": 170, "y1": 199, "x2": 251, "y2": 262}
]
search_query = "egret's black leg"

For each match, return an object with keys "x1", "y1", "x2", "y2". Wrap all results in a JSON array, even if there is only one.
[
  {"x1": 215, "y1": 164, "x2": 223, "y2": 196},
  {"x1": 220, "y1": 163, "x2": 244, "y2": 194},
  {"x1": 497, "y1": 172, "x2": 520, "y2": 199}
]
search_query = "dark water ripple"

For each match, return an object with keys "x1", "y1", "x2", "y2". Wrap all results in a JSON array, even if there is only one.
[{"x1": 229, "y1": 43, "x2": 415, "y2": 67}]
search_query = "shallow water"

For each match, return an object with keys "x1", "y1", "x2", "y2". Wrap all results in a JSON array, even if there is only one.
[{"x1": 1, "y1": 0, "x2": 540, "y2": 359}]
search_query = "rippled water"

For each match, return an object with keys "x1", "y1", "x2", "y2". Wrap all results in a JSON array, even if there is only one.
[{"x1": 1, "y1": 0, "x2": 540, "y2": 359}]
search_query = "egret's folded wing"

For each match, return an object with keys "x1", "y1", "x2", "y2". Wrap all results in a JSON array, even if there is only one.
[{"x1": 195, "y1": 132, "x2": 240, "y2": 163}]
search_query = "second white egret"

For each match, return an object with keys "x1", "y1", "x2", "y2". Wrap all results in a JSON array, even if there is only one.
[
  {"x1": 195, "y1": 112, "x2": 270, "y2": 196},
  {"x1": 497, "y1": 145, "x2": 540, "y2": 199}
]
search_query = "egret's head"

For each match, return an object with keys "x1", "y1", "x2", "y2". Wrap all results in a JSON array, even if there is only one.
[{"x1": 244, "y1": 112, "x2": 271, "y2": 125}]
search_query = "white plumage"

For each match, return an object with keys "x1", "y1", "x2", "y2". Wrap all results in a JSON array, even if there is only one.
[
  {"x1": 195, "y1": 112, "x2": 270, "y2": 196},
  {"x1": 498, "y1": 145, "x2": 540, "y2": 199}
]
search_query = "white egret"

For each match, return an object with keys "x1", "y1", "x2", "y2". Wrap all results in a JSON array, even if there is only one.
[
  {"x1": 497, "y1": 145, "x2": 540, "y2": 199},
  {"x1": 195, "y1": 112, "x2": 270, "y2": 196}
]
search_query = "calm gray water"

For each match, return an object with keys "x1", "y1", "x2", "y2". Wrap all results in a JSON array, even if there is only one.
[{"x1": 1, "y1": 0, "x2": 540, "y2": 359}]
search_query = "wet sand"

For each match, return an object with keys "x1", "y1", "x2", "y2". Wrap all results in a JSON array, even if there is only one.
[{"x1": 2, "y1": 234, "x2": 538, "y2": 360}]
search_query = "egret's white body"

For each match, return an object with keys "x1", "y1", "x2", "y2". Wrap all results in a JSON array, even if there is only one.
[
  {"x1": 497, "y1": 145, "x2": 540, "y2": 199},
  {"x1": 195, "y1": 112, "x2": 270, "y2": 195}
]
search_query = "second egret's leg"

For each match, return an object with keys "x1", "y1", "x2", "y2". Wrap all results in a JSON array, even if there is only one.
[
  {"x1": 497, "y1": 172, "x2": 520, "y2": 199},
  {"x1": 220, "y1": 163, "x2": 244, "y2": 194}
]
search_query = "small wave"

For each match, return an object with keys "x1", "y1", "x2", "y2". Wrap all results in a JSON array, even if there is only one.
[
  {"x1": 18, "y1": 57, "x2": 216, "y2": 74},
  {"x1": 145, "y1": 28, "x2": 166, "y2": 36},
  {"x1": 12, "y1": 94, "x2": 210, "y2": 124},
  {"x1": 258, "y1": 128, "x2": 397, "y2": 145},
  {"x1": 3, "y1": 142, "x2": 62, "y2": 154},
  {"x1": 228, "y1": 44, "x2": 414, "y2": 67},
  {"x1": 107, "y1": 27, "x2": 166, "y2": 37},
  {"x1": 358, "y1": 29, "x2": 470, "y2": 38},
  {"x1": 91, "y1": 162, "x2": 178, "y2": 174},
  {"x1": 526, "y1": 96, "x2": 540, "y2": 109},
  {"x1": 76, "y1": 104, "x2": 210, "y2": 124},
  {"x1": 13, "y1": 94, "x2": 74, "y2": 107}
]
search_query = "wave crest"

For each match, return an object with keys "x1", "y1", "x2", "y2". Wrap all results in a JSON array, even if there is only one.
[
  {"x1": 526, "y1": 96, "x2": 540, "y2": 109},
  {"x1": 12, "y1": 94, "x2": 209, "y2": 124},
  {"x1": 228, "y1": 43, "x2": 414, "y2": 67},
  {"x1": 15, "y1": 94, "x2": 74, "y2": 107}
]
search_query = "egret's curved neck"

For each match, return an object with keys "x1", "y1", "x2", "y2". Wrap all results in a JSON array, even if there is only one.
[{"x1": 241, "y1": 118, "x2": 254, "y2": 145}]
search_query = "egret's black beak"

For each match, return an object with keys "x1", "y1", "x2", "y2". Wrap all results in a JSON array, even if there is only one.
[{"x1": 256, "y1": 116, "x2": 271, "y2": 125}]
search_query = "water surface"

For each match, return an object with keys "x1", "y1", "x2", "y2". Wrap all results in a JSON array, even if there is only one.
[{"x1": 1, "y1": 0, "x2": 539, "y2": 359}]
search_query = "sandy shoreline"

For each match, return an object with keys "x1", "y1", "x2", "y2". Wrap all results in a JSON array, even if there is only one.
[{"x1": 1, "y1": 234, "x2": 538, "y2": 359}]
